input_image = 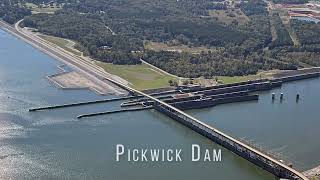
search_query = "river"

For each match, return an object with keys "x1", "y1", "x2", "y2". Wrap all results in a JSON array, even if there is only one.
[{"x1": 1, "y1": 28, "x2": 318, "y2": 179}]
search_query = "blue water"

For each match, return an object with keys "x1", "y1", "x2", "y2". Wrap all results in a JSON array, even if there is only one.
[{"x1": 189, "y1": 77, "x2": 320, "y2": 171}]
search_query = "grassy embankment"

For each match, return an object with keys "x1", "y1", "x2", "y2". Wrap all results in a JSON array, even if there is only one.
[
  {"x1": 38, "y1": 35, "x2": 82, "y2": 56},
  {"x1": 217, "y1": 71, "x2": 276, "y2": 84},
  {"x1": 96, "y1": 62, "x2": 176, "y2": 90}
]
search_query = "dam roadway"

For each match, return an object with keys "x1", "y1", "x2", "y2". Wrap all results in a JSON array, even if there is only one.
[{"x1": 0, "y1": 20, "x2": 309, "y2": 180}]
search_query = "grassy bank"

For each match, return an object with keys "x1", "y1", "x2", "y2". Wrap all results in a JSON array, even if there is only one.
[
  {"x1": 38, "y1": 35, "x2": 82, "y2": 56},
  {"x1": 96, "y1": 62, "x2": 176, "y2": 90},
  {"x1": 217, "y1": 71, "x2": 276, "y2": 84}
]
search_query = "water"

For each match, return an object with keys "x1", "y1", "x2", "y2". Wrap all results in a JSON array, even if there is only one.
[
  {"x1": 189, "y1": 78, "x2": 320, "y2": 171},
  {"x1": 1, "y1": 28, "x2": 315, "y2": 179}
]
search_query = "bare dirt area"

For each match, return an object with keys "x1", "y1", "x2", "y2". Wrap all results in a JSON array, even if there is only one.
[{"x1": 47, "y1": 71, "x2": 114, "y2": 95}]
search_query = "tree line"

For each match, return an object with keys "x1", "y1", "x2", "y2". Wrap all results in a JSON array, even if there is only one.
[{"x1": 0, "y1": 4, "x2": 31, "y2": 24}]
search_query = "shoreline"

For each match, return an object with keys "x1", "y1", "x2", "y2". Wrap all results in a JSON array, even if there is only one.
[{"x1": 0, "y1": 19, "x2": 128, "y2": 96}]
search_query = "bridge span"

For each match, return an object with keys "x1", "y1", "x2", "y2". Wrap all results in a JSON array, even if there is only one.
[
  {"x1": 0, "y1": 20, "x2": 308, "y2": 180},
  {"x1": 127, "y1": 86, "x2": 308, "y2": 179}
]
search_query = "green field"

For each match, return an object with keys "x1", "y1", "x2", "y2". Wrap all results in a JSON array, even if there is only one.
[
  {"x1": 38, "y1": 35, "x2": 82, "y2": 56},
  {"x1": 217, "y1": 71, "x2": 276, "y2": 84},
  {"x1": 25, "y1": 3, "x2": 61, "y2": 14},
  {"x1": 218, "y1": 76, "x2": 263, "y2": 84},
  {"x1": 96, "y1": 62, "x2": 177, "y2": 90}
]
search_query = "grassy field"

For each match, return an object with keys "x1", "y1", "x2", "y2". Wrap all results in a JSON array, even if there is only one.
[
  {"x1": 96, "y1": 62, "x2": 177, "y2": 90},
  {"x1": 217, "y1": 71, "x2": 277, "y2": 84},
  {"x1": 97, "y1": 62, "x2": 276, "y2": 89},
  {"x1": 218, "y1": 75, "x2": 264, "y2": 84},
  {"x1": 144, "y1": 41, "x2": 221, "y2": 54},
  {"x1": 208, "y1": 9, "x2": 249, "y2": 25},
  {"x1": 25, "y1": 3, "x2": 61, "y2": 14},
  {"x1": 38, "y1": 35, "x2": 82, "y2": 56}
]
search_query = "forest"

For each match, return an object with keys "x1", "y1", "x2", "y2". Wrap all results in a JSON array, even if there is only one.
[
  {"x1": 1, "y1": 0, "x2": 319, "y2": 78},
  {"x1": 291, "y1": 20, "x2": 320, "y2": 45},
  {"x1": 142, "y1": 50, "x2": 296, "y2": 78},
  {"x1": 0, "y1": 3, "x2": 31, "y2": 24}
]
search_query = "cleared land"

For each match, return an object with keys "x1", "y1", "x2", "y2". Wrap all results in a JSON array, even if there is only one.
[
  {"x1": 24, "y1": 3, "x2": 61, "y2": 14},
  {"x1": 208, "y1": 9, "x2": 250, "y2": 25},
  {"x1": 96, "y1": 62, "x2": 176, "y2": 90},
  {"x1": 217, "y1": 70, "x2": 277, "y2": 84},
  {"x1": 144, "y1": 41, "x2": 221, "y2": 54},
  {"x1": 38, "y1": 35, "x2": 82, "y2": 56}
]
